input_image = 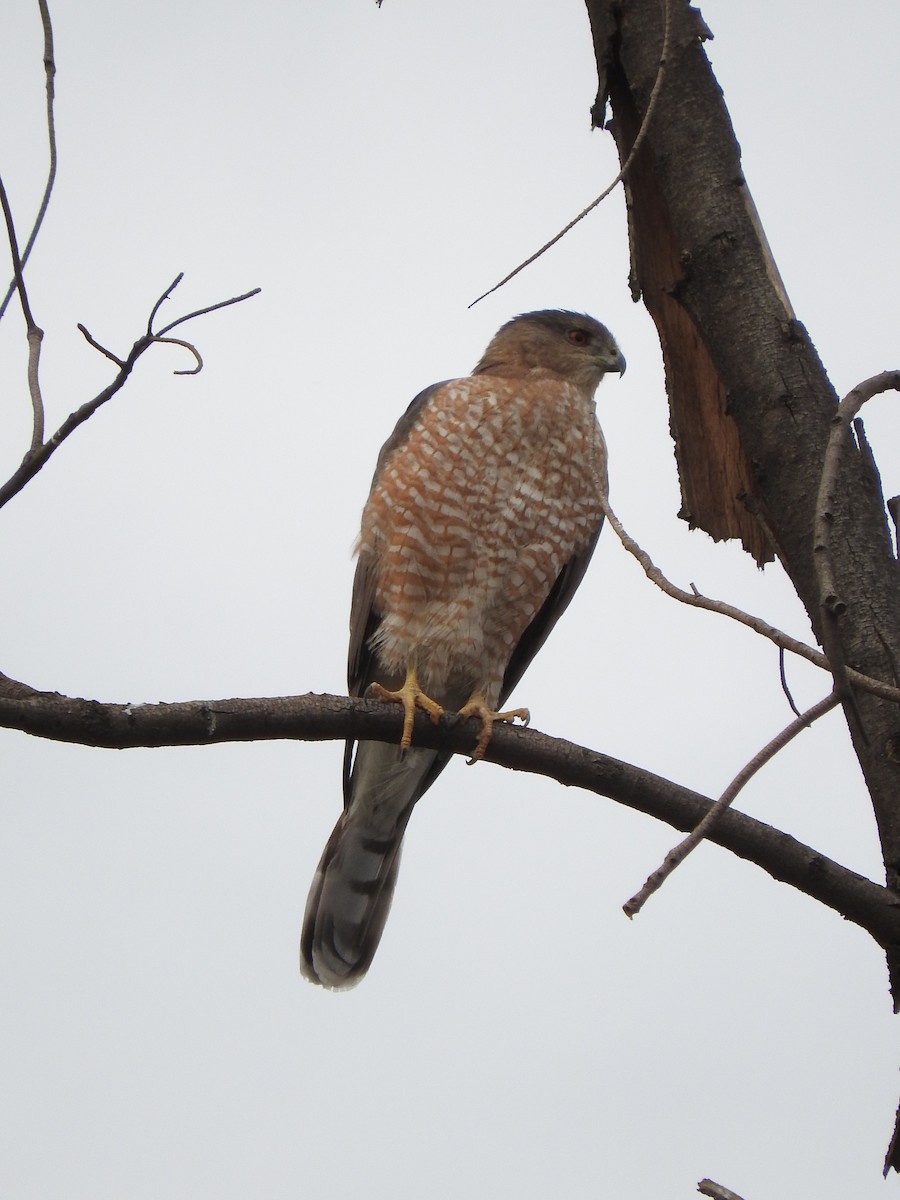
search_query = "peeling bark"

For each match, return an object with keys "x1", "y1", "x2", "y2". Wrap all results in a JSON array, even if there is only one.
[{"x1": 583, "y1": 0, "x2": 900, "y2": 1166}]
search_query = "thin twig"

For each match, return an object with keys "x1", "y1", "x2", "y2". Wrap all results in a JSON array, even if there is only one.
[
  {"x1": 0, "y1": 172, "x2": 45, "y2": 448},
  {"x1": 77, "y1": 323, "x2": 125, "y2": 367},
  {"x1": 153, "y1": 335, "x2": 203, "y2": 375},
  {"x1": 624, "y1": 690, "x2": 841, "y2": 918},
  {"x1": 0, "y1": 177, "x2": 37, "y2": 329},
  {"x1": 146, "y1": 272, "x2": 185, "y2": 334},
  {"x1": 778, "y1": 647, "x2": 801, "y2": 718},
  {"x1": 25, "y1": 325, "x2": 45, "y2": 449},
  {"x1": 0, "y1": 0, "x2": 57, "y2": 323},
  {"x1": 468, "y1": 0, "x2": 671, "y2": 307},
  {"x1": 0, "y1": 277, "x2": 260, "y2": 511},
  {"x1": 600, "y1": 494, "x2": 900, "y2": 705},
  {"x1": 155, "y1": 287, "x2": 262, "y2": 337}
]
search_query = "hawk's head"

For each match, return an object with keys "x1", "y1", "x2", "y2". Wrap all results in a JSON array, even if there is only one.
[{"x1": 475, "y1": 309, "x2": 625, "y2": 392}]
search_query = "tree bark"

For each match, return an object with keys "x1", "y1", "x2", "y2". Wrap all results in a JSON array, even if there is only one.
[
  {"x1": 584, "y1": 0, "x2": 900, "y2": 1167},
  {"x1": 584, "y1": 0, "x2": 900, "y2": 981},
  {"x1": 2, "y1": 672, "x2": 899, "y2": 953}
]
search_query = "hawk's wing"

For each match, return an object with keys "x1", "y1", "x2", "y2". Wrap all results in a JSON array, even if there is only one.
[
  {"x1": 344, "y1": 382, "x2": 451, "y2": 805},
  {"x1": 343, "y1": 377, "x2": 606, "y2": 799},
  {"x1": 346, "y1": 380, "x2": 450, "y2": 701},
  {"x1": 498, "y1": 518, "x2": 605, "y2": 707}
]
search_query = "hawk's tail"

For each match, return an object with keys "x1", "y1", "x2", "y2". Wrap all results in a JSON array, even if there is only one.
[{"x1": 299, "y1": 741, "x2": 438, "y2": 990}]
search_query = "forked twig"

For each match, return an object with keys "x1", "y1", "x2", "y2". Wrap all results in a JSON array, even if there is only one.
[
  {"x1": 623, "y1": 690, "x2": 840, "y2": 918},
  {"x1": 143, "y1": 270, "x2": 261, "y2": 338},
  {"x1": 600, "y1": 494, "x2": 900, "y2": 705},
  {"x1": 0, "y1": 275, "x2": 260, "y2": 512},
  {"x1": 154, "y1": 287, "x2": 261, "y2": 337}
]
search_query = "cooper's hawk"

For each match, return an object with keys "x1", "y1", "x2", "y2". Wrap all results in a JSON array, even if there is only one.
[{"x1": 300, "y1": 310, "x2": 625, "y2": 988}]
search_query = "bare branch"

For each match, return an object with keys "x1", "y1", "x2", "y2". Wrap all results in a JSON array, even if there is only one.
[
  {"x1": 812, "y1": 372, "x2": 900, "y2": 733},
  {"x1": 146, "y1": 272, "x2": 185, "y2": 333},
  {"x1": 0, "y1": 172, "x2": 45, "y2": 448},
  {"x1": 0, "y1": 0, "x2": 57, "y2": 323},
  {"x1": 0, "y1": 277, "x2": 260, "y2": 511},
  {"x1": 25, "y1": 325, "x2": 45, "y2": 449},
  {"x1": 153, "y1": 335, "x2": 203, "y2": 375},
  {"x1": 468, "y1": 0, "x2": 671, "y2": 307},
  {"x1": 814, "y1": 371, "x2": 900, "y2": 616},
  {"x1": 0, "y1": 674, "x2": 898, "y2": 953},
  {"x1": 698, "y1": 1182, "x2": 747, "y2": 1200},
  {"x1": 624, "y1": 690, "x2": 841, "y2": 917},
  {"x1": 77, "y1": 323, "x2": 125, "y2": 367},
  {"x1": 778, "y1": 648, "x2": 802, "y2": 718},
  {"x1": 154, "y1": 286, "x2": 262, "y2": 337},
  {"x1": 0, "y1": 331, "x2": 154, "y2": 511},
  {"x1": 601, "y1": 495, "x2": 900, "y2": 706}
]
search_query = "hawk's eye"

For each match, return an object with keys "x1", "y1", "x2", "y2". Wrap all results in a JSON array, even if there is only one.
[{"x1": 567, "y1": 329, "x2": 589, "y2": 346}]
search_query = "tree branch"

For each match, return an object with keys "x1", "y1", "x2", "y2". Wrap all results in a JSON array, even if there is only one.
[
  {"x1": 0, "y1": 172, "x2": 45, "y2": 449},
  {"x1": 1, "y1": 672, "x2": 898, "y2": 954},
  {"x1": 589, "y1": 1, "x2": 900, "y2": 1014},
  {"x1": 0, "y1": 277, "x2": 260, "y2": 512},
  {"x1": 468, "y1": 0, "x2": 671, "y2": 307},
  {"x1": 813, "y1": 372, "x2": 900, "y2": 727},
  {"x1": 0, "y1": 0, "x2": 57, "y2": 325},
  {"x1": 624, "y1": 690, "x2": 841, "y2": 917},
  {"x1": 814, "y1": 372, "x2": 900, "y2": 616},
  {"x1": 698, "y1": 1182, "x2": 746, "y2": 1200},
  {"x1": 601, "y1": 495, "x2": 900, "y2": 706}
]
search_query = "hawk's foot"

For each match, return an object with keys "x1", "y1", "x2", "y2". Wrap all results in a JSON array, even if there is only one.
[
  {"x1": 458, "y1": 692, "x2": 530, "y2": 762},
  {"x1": 368, "y1": 666, "x2": 444, "y2": 749}
]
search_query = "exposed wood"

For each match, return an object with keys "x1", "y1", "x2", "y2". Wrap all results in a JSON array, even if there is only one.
[{"x1": 583, "y1": 0, "x2": 900, "y2": 1167}]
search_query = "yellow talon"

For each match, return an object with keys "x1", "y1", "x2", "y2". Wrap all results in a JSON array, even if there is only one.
[
  {"x1": 368, "y1": 665, "x2": 444, "y2": 749},
  {"x1": 458, "y1": 692, "x2": 530, "y2": 762}
]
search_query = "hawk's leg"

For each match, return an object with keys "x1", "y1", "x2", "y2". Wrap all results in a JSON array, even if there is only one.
[
  {"x1": 368, "y1": 665, "x2": 444, "y2": 749},
  {"x1": 457, "y1": 692, "x2": 530, "y2": 762}
]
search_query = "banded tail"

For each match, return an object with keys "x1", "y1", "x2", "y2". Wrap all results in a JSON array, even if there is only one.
[{"x1": 300, "y1": 741, "x2": 439, "y2": 989}]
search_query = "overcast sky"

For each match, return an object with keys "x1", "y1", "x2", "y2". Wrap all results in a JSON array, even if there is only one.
[{"x1": 1, "y1": 2, "x2": 899, "y2": 1197}]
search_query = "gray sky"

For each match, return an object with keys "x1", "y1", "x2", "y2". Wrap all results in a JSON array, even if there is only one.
[{"x1": 1, "y1": 1, "x2": 899, "y2": 1197}]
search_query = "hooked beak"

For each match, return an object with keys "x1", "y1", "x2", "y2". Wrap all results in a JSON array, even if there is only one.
[{"x1": 598, "y1": 347, "x2": 627, "y2": 377}]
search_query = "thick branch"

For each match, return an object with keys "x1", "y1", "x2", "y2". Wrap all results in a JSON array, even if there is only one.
[
  {"x1": 813, "y1": 372, "x2": 900, "y2": 717},
  {"x1": 698, "y1": 1183, "x2": 746, "y2": 1200},
  {"x1": 587, "y1": 0, "x2": 900, "y2": 993},
  {"x1": 1, "y1": 673, "x2": 899, "y2": 954}
]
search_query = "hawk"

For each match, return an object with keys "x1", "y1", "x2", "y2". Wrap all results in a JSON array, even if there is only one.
[{"x1": 300, "y1": 310, "x2": 625, "y2": 988}]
